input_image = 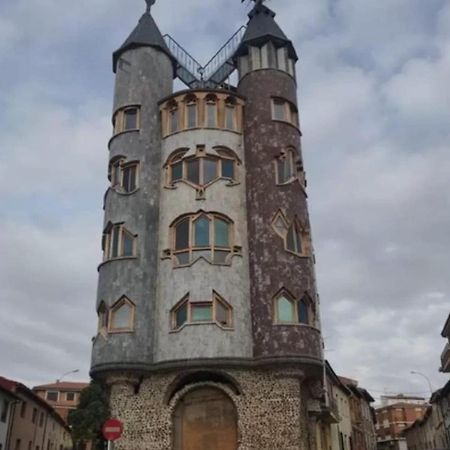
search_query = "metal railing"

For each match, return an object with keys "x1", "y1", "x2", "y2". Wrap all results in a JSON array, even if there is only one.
[{"x1": 163, "y1": 26, "x2": 246, "y2": 89}]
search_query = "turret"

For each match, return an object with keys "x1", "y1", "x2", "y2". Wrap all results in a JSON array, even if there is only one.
[
  {"x1": 237, "y1": 2, "x2": 322, "y2": 370},
  {"x1": 91, "y1": 2, "x2": 175, "y2": 374}
]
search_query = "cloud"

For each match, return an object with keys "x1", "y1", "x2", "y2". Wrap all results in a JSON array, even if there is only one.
[{"x1": 0, "y1": 0, "x2": 448, "y2": 399}]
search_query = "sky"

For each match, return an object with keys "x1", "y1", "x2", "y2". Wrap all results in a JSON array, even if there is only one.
[{"x1": 0, "y1": 0, "x2": 449, "y2": 403}]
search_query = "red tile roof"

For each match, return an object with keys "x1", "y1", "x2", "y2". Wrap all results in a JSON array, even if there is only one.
[{"x1": 33, "y1": 381, "x2": 89, "y2": 391}]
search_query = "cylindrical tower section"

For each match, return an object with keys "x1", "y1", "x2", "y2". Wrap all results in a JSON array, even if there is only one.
[
  {"x1": 155, "y1": 90, "x2": 253, "y2": 365},
  {"x1": 237, "y1": 4, "x2": 322, "y2": 370},
  {"x1": 91, "y1": 12, "x2": 174, "y2": 373}
]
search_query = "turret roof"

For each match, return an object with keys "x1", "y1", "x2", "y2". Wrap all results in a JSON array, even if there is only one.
[
  {"x1": 112, "y1": 11, "x2": 176, "y2": 73},
  {"x1": 237, "y1": 3, "x2": 297, "y2": 60}
]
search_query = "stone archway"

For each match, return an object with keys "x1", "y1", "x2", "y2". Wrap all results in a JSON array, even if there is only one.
[{"x1": 173, "y1": 386, "x2": 238, "y2": 450}]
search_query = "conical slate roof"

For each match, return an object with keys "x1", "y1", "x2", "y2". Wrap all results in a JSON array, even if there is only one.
[
  {"x1": 112, "y1": 12, "x2": 176, "y2": 73},
  {"x1": 237, "y1": 3, "x2": 298, "y2": 60}
]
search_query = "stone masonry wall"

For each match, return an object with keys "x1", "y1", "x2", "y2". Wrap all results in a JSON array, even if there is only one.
[{"x1": 108, "y1": 369, "x2": 318, "y2": 450}]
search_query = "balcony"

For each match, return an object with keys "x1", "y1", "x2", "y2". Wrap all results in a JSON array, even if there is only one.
[{"x1": 440, "y1": 342, "x2": 450, "y2": 372}]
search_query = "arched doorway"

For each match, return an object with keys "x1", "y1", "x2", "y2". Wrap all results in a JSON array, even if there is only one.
[{"x1": 173, "y1": 387, "x2": 238, "y2": 450}]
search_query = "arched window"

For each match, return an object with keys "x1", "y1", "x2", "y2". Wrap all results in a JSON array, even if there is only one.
[
  {"x1": 166, "y1": 149, "x2": 238, "y2": 188},
  {"x1": 171, "y1": 293, "x2": 232, "y2": 330},
  {"x1": 103, "y1": 223, "x2": 137, "y2": 260},
  {"x1": 171, "y1": 213, "x2": 233, "y2": 266},
  {"x1": 274, "y1": 292, "x2": 296, "y2": 323},
  {"x1": 205, "y1": 94, "x2": 218, "y2": 128},
  {"x1": 109, "y1": 297, "x2": 135, "y2": 333},
  {"x1": 97, "y1": 302, "x2": 108, "y2": 332},
  {"x1": 272, "y1": 210, "x2": 309, "y2": 257},
  {"x1": 275, "y1": 148, "x2": 297, "y2": 184},
  {"x1": 224, "y1": 97, "x2": 237, "y2": 131},
  {"x1": 185, "y1": 95, "x2": 197, "y2": 129}
]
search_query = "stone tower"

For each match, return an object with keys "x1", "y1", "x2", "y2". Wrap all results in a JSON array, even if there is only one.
[{"x1": 91, "y1": 2, "x2": 325, "y2": 449}]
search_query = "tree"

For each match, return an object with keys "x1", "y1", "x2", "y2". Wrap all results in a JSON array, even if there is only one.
[{"x1": 68, "y1": 381, "x2": 110, "y2": 450}]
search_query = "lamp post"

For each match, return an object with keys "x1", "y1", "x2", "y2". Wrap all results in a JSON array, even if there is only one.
[
  {"x1": 410, "y1": 371, "x2": 433, "y2": 398},
  {"x1": 56, "y1": 369, "x2": 80, "y2": 383}
]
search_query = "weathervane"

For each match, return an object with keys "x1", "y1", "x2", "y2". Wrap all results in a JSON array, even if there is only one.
[{"x1": 145, "y1": 0, "x2": 156, "y2": 14}]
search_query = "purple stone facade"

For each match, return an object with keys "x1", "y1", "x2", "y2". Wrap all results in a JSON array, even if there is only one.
[{"x1": 238, "y1": 69, "x2": 322, "y2": 363}]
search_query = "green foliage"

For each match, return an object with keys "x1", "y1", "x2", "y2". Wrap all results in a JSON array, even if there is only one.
[{"x1": 68, "y1": 381, "x2": 110, "y2": 450}]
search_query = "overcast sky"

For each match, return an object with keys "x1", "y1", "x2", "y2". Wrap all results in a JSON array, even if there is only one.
[{"x1": 0, "y1": 0, "x2": 449, "y2": 402}]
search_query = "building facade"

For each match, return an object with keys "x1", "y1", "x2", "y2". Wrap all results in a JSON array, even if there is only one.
[
  {"x1": 375, "y1": 398, "x2": 427, "y2": 450},
  {"x1": 90, "y1": 1, "x2": 326, "y2": 449},
  {"x1": 0, "y1": 377, "x2": 71, "y2": 450},
  {"x1": 0, "y1": 384, "x2": 19, "y2": 450},
  {"x1": 33, "y1": 382, "x2": 89, "y2": 422},
  {"x1": 440, "y1": 313, "x2": 450, "y2": 373}
]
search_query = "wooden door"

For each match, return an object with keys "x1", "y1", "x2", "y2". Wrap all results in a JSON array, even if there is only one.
[{"x1": 173, "y1": 387, "x2": 238, "y2": 450}]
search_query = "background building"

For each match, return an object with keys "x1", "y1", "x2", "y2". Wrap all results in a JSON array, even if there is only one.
[
  {"x1": 33, "y1": 382, "x2": 89, "y2": 422},
  {"x1": 90, "y1": 1, "x2": 325, "y2": 449},
  {"x1": 0, "y1": 382, "x2": 19, "y2": 450},
  {"x1": 0, "y1": 377, "x2": 71, "y2": 450},
  {"x1": 375, "y1": 396, "x2": 428, "y2": 450}
]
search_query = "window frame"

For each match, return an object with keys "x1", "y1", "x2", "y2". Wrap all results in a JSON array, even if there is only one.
[
  {"x1": 109, "y1": 158, "x2": 140, "y2": 194},
  {"x1": 113, "y1": 105, "x2": 141, "y2": 135},
  {"x1": 205, "y1": 95, "x2": 218, "y2": 128},
  {"x1": 171, "y1": 212, "x2": 234, "y2": 267},
  {"x1": 103, "y1": 223, "x2": 137, "y2": 261},
  {"x1": 108, "y1": 297, "x2": 136, "y2": 333},
  {"x1": 275, "y1": 148, "x2": 297, "y2": 185},
  {"x1": 271, "y1": 97, "x2": 299, "y2": 128},
  {"x1": 97, "y1": 302, "x2": 108, "y2": 333},
  {"x1": 170, "y1": 292, "x2": 233, "y2": 330},
  {"x1": 271, "y1": 210, "x2": 310, "y2": 257},
  {"x1": 184, "y1": 95, "x2": 198, "y2": 129},
  {"x1": 273, "y1": 291, "x2": 314, "y2": 326},
  {"x1": 46, "y1": 391, "x2": 58, "y2": 402}
]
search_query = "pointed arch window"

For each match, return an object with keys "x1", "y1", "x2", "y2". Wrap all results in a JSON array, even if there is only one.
[
  {"x1": 171, "y1": 293, "x2": 233, "y2": 330},
  {"x1": 166, "y1": 148, "x2": 238, "y2": 188},
  {"x1": 272, "y1": 210, "x2": 310, "y2": 257},
  {"x1": 103, "y1": 223, "x2": 137, "y2": 260},
  {"x1": 271, "y1": 97, "x2": 299, "y2": 127},
  {"x1": 171, "y1": 213, "x2": 234, "y2": 266},
  {"x1": 168, "y1": 100, "x2": 179, "y2": 134},
  {"x1": 274, "y1": 291, "x2": 315, "y2": 326},
  {"x1": 275, "y1": 148, "x2": 297, "y2": 184},
  {"x1": 109, "y1": 297, "x2": 135, "y2": 333}
]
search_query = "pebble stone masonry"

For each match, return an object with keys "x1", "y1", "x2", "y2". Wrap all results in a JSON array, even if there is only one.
[{"x1": 91, "y1": 2, "x2": 326, "y2": 449}]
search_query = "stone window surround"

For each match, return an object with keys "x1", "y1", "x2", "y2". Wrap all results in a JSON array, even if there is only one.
[
  {"x1": 111, "y1": 104, "x2": 141, "y2": 137},
  {"x1": 101, "y1": 222, "x2": 138, "y2": 263},
  {"x1": 272, "y1": 289, "x2": 316, "y2": 328},
  {"x1": 97, "y1": 301, "x2": 108, "y2": 335},
  {"x1": 108, "y1": 155, "x2": 140, "y2": 195},
  {"x1": 164, "y1": 211, "x2": 242, "y2": 268},
  {"x1": 159, "y1": 91, "x2": 244, "y2": 138},
  {"x1": 271, "y1": 210, "x2": 311, "y2": 258},
  {"x1": 271, "y1": 97, "x2": 299, "y2": 129},
  {"x1": 170, "y1": 291, "x2": 233, "y2": 332},
  {"x1": 108, "y1": 296, "x2": 136, "y2": 334},
  {"x1": 164, "y1": 145, "x2": 240, "y2": 191}
]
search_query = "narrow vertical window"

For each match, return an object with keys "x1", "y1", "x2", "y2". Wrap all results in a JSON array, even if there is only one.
[
  {"x1": 122, "y1": 164, "x2": 137, "y2": 193},
  {"x1": 170, "y1": 106, "x2": 179, "y2": 133},
  {"x1": 175, "y1": 218, "x2": 190, "y2": 251},
  {"x1": 221, "y1": 159, "x2": 234, "y2": 179},
  {"x1": 194, "y1": 215, "x2": 210, "y2": 248},
  {"x1": 186, "y1": 159, "x2": 200, "y2": 185},
  {"x1": 286, "y1": 223, "x2": 302, "y2": 254},
  {"x1": 104, "y1": 224, "x2": 137, "y2": 260},
  {"x1": 298, "y1": 298, "x2": 309, "y2": 324},
  {"x1": 225, "y1": 100, "x2": 236, "y2": 130},
  {"x1": 124, "y1": 108, "x2": 138, "y2": 130},
  {"x1": 203, "y1": 158, "x2": 218, "y2": 184},
  {"x1": 273, "y1": 98, "x2": 286, "y2": 121},
  {"x1": 111, "y1": 226, "x2": 120, "y2": 258},
  {"x1": 97, "y1": 302, "x2": 108, "y2": 332},
  {"x1": 214, "y1": 218, "x2": 230, "y2": 248},
  {"x1": 175, "y1": 300, "x2": 188, "y2": 329},
  {"x1": 186, "y1": 96, "x2": 197, "y2": 129},
  {"x1": 122, "y1": 230, "x2": 135, "y2": 257},
  {"x1": 205, "y1": 95, "x2": 217, "y2": 128}
]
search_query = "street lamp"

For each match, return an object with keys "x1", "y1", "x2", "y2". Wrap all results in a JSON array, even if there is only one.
[
  {"x1": 410, "y1": 371, "x2": 433, "y2": 397},
  {"x1": 56, "y1": 369, "x2": 80, "y2": 383}
]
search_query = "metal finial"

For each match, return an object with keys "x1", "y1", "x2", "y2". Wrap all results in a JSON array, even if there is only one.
[{"x1": 145, "y1": 0, "x2": 156, "y2": 14}]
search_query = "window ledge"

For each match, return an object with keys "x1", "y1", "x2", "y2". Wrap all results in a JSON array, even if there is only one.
[
  {"x1": 111, "y1": 187, "x2": 140, "y2": 196},
  {"x1": 108, "y1": 129, "x2": 140, "y2": 148},
  {"x1": 165, "y1": 178, "x2": 240, "y2": 191},
  {"x1": 273, "y1": 323, "x2": 320, "y2": 331},
  {"x1": 170, "y1": 321, "x2": 234, "y2": 333},
  {"x1": 98, "y1": 256, "x2": 138, "y2": 271},
  {"x1": 272, "y1": 119, "x2": 302, "y2": 135},
  {"x1": 285, "y1": 249, "x2": 312, "y2": 259},
  {"x1": 107, "y1": 329, "x2": 134, "y2": 335}
]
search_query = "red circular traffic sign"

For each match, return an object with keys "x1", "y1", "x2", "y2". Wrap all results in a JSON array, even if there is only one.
[{"x1": 102, "y1": 418, "x2": 123, "y2": 442}]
